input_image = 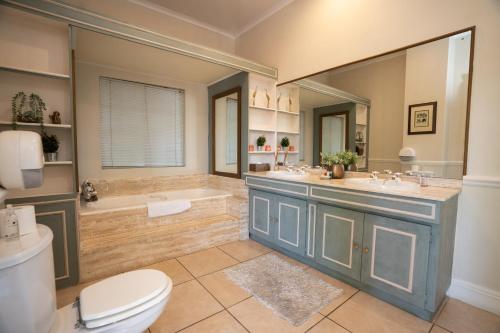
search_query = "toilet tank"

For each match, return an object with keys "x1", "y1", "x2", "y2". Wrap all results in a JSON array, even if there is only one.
[{"x1": 0, "y1": 224, "x2": 57, "y2": 333}]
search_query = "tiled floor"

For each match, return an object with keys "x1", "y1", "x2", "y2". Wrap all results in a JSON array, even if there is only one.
[{"x1": 57, "y1": 240, "x2": 500, "y2": 333}]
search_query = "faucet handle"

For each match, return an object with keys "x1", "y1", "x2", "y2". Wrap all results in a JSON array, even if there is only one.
[
  {"x1": 370, "y1": 171, "x2": 380, "y2": 179},
  {"x1": 383, "y1": 169, "x2": 393, "y2": 175}
]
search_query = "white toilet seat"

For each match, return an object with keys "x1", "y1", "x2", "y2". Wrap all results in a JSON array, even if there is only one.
[
  {"x1": 80, "y1": 269, "x2": 171, "y2": 329},
  {"x1": 50, "y1": 269, "x2": 172, "y2": 333}
]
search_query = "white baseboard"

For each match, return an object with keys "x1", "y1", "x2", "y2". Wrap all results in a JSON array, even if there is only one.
[{"x1": 447, "y1": 278, "x2": 500, "y2": 316}]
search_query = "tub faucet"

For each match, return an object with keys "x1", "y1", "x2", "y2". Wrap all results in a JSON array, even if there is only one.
[
  {"x1": 81, "y1": 180, "x2": 98, "y2": 202},
  {"x1": 370, "y1": 171, "x2": 380, "y2": 180}
]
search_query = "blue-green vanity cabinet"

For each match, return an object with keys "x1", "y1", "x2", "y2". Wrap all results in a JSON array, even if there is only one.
[
  {"x1": 245, "y1": 175, "x2": 459, "y2": 320},
  {"x1": 249, "y1": 189, "x2": 275, "y2": 243},
  {"x1": 361, "y1": 214, "x2": 431, "y2": 308},
  {"x1": 315, "y1": 204, "x2": 364, "y2": 281},
  {"x1": 249, "y1": 189, "x2": 307, "y2": 255}
]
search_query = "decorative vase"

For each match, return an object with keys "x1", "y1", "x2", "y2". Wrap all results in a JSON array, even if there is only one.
[
  {"x1": 332, "y1": 164, "x2": 345, "y2": 179},
  {"x1": 45, "y1": 152, "x2": 58, "y2": 162},
  {"x1": 347, "y1": 164, "x2": 358, "y2": 172}
]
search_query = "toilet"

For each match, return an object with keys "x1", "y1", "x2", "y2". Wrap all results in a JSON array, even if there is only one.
[{"x1": 0, "y1": 224, "x2": 172, "y2": 333}]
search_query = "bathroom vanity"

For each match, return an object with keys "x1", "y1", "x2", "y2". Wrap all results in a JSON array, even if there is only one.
[{"x1": 245, "y1": 172, "x2": 460, "y2": 320}]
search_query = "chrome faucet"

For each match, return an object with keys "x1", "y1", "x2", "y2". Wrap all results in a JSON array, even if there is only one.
[
  {"x1": 391, "y1": 172, "x2": 403, "y2": 182},
  {"x1": 383, "y1": 169, "x2": 393, "y2": 175},
  {"x1": 370, "y1": 171, "x2": 380, "y2": 180}
]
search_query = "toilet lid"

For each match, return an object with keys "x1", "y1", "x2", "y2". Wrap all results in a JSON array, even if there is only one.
[{"x1": 80, "y1": 269, "x2": 170, "y2": 327}]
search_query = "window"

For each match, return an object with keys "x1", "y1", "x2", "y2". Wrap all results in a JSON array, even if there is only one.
[
  {"x1": 299, "y1": 111, "x2": 306, "y2": 161},
  {"x1": 225, "y1": 98, "x2": 237, "y2": 165},
  {"x1": 100, "y1": 77, "x2": 185, "y2": 168}
]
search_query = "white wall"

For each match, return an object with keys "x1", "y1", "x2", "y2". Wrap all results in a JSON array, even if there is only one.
[
  {"x1": 236, "y1": 0, "x2": 500, "y2": 315},
  {"x1": 76, "y1": 62, "x2": 209, "y2": 181}
]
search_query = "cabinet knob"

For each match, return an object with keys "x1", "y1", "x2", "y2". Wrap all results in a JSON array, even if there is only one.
[
  {"x1": 363, "y1": 247, "x2": 369, "y2": 253},
  {"x1": 353, "y1": 243, "x2": 359, "y2": 249}
]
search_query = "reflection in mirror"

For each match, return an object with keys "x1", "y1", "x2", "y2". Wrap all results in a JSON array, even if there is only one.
[
  {"x1": 286, "y1": 30, "x2": 472, "y2": 179},
  {"x1": 212, "y1": 89, "x2": 241, "y2": 178},
  {"x1": 321, "y1": 113, "x2": 347, "y2": 155}
]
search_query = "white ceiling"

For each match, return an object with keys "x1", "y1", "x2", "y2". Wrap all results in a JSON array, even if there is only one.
[
  {"x1": 129, "y1": 0, "x2": 295, "y2": 38},
  {"x1": 75, "y1": 28, "x2": 238, "y2": 84}
]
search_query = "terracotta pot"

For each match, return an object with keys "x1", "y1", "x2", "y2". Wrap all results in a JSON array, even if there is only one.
[
  {"x1": 332, "y1": 164, "x2": 345, "y2": 179},
  {"x1": 346, "y1": 164, "x2": 358, "y2": 172}
]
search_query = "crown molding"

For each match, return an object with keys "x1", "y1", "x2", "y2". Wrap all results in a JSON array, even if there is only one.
[
  {"x1": 128, "y1": 0, "x2": 236, "y2": 39},
  {"x1": 234, "y1": 0, "x2": 296, "y2": 38}
]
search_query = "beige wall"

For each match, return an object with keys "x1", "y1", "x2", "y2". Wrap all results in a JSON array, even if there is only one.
[
  {"x1": 58, "y1": 0, "x2": 235, "y2": 53},
  {"x1": 236, "y1": 0, "x2": 500, "y2": 314},
  {"x1": 76, "y1": 62, "x2": 209, "y2": 181},
  {"x1": 328, "y1": 54, "x2": 406, "y2": 172}
]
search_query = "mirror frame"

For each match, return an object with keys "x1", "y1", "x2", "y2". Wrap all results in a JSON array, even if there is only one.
[
  {"x1": 211, "y1": 86, "x2": 242, "y2": 179},
  {"x1": 319, "y1": 111, "x2": 350, "y2": 161},
  {"x1": 278, "y1": 26, "x2": 475, "y2": 176}
]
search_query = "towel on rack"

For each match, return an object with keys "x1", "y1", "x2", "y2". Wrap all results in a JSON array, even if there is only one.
[{"x1": 147, "y1": 200, "x2": 191, "y2": 218}]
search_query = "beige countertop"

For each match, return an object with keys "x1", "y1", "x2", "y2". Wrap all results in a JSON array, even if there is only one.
[{"x1": 244, "y1": 171, "x2": 461, "y2": 202}]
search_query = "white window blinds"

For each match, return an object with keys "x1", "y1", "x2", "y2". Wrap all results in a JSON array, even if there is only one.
[{"x1": 100, "y1": 77, "x2": 185, "y2": 168}]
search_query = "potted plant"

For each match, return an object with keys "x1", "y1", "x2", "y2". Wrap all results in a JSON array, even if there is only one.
[
  {"x1": 340, "y1": 150, "x2": 359, "y2": 171},
  {"x1": 41, "y1": 131, "x2": 60, "y2": 162},
  {"x1": 256, "y1": 135, "x2": 266, "y2": 151},
  {"x1": 322, "y1": 152, "x2": 345, "y2": 179},
  {"x1": 280, "y1": 137, "x2": 290, "y2": 151}
]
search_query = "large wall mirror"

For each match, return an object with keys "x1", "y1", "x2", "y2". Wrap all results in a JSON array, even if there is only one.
[
  {"x1": 281, "y1": 28, "x2": 473, "y2": 179},
  {"x1": 211, "y1": 87, "x2": 241, "y2": 178}
]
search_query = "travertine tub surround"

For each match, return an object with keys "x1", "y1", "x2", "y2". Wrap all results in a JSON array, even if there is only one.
[{"x1": 78, "y1": 174, "x2": 248, "y2": 282}]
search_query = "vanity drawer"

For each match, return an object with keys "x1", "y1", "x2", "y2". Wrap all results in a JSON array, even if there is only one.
[
  {"x1": 246, "y1": 176, "x2": 309, "y2": 197},
  {"x1": 309, "y1": 186, "x2": 437, "y2": 223}
]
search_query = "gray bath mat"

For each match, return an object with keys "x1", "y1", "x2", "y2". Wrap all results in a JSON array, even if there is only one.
[{"x1": 224, "y1": 253, "x2": 343, "y2": 326}]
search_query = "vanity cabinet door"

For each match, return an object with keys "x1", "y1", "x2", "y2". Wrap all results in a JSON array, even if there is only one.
[
  {"x1": 274, "y1": 195, "x2": 307, "y2": 255},
  {"x1": 249, "y1": 189, "x2": 275, "y2": 243},
  {"x1": 315, "y1": 205, "x2": 364, "y2": 281},
  {"x1": 361, "y1": 214, "x2": 431, "y2": 308}
]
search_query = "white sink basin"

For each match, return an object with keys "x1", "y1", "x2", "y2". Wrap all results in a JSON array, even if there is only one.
[
  {"x1": 344, "y1": 178, "x2": 420, "y2": 192},
  {"x1": 266, "y1": 170, "x2": 308, "y2": 180}
]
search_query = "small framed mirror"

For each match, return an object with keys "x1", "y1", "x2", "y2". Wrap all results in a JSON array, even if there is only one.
[{"x1": 211, "y1": 87, "x2": 241, "y2": 178}]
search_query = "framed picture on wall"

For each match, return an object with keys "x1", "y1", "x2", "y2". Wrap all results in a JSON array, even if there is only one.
[{"x1": 408, "y1": 101, "x2": 437, "y2": 135}]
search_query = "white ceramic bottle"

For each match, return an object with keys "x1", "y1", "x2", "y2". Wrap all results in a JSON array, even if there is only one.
[{"x1": 1, "y1": 204, "x2": 19, "y2": 239}]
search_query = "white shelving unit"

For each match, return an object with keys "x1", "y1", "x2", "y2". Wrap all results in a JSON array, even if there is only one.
[
  {"x1": 247, "y1": 75, "x2": 302, "y2": 169},
  {"x1": 0, "y1": 15, "x2": 76, "y2": 197},
  {"x1": 355, "y1": 104, "x2": 368, "y2": 169}
]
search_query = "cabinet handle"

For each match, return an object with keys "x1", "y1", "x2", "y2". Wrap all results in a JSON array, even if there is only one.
[
  {"x1": 363, "y1": 247, "x2": 369, "y2": 253},
  {"x1": 353, "y1": 243, "x2": 359, "y2": 249}
]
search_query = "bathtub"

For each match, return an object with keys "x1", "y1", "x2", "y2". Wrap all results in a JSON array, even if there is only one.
[{"x1": 80, "y1": 188, "x2": 231, "y2": 215}]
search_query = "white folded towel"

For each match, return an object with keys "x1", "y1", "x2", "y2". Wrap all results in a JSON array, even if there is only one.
[{"x1": 147, "y1": 200, "x2": 191, "y2": 218}]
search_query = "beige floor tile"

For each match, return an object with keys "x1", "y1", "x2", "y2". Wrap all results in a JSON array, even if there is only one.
[
  {"x1": 145, "y1": 259, "x2": 194, "y2": 285},
  {"x1": 429, "y1": 325, "x2": 451, "y2": 333},
  {"x1": 228, "y1": 297, "x2": 324, "y2": 333},
  {"x1": 178, "y1": 310, "x2": 247, "y2": 333},
  {"x1": 150, "y1": 280, "x2": 223, "y2": 333},
  {"x1": 177, "y1": 247, "x2": 238, "y2": 277},
  {"x1": 306, "y1": 268, "x2": 359, "y2": 316},
  {"x1": 272, "y1": 251, "x2": 309, "y2": 270},
  {"x1": 218, "y1": 239, "x2": 272, "y2": 262},
  {"x1": 308, "y1": 318, "x2": 350, "y2": 333},
  {"x1": 434, "y1": 298, "x2": 500, "y2": 333},
  {"x1": 329, "y1": 291, "x2": 432, "y2": 333},
  {"x1": 56, "y1": 280, "x2": 96, "y2": 309},
  {"x1": 198, "y1": 270, "x2": 251, "y2": 307}
]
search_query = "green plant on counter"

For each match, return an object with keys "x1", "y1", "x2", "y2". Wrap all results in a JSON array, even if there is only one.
[
  {"x1": 256, "y1": 135, "x2": 266, "y2": 147},
  {"x1": 339, "y1": 150, "x2": 359, "y2": 166},
  {"x1": 321, "y1": 152, "x2": 344, "y2": 166},
  {"x1": 280, "y1": 136, "x2": 290, "y2": 148},
  {"x1": 41, "y1": 131, "x2": 59, "y2": 153}
]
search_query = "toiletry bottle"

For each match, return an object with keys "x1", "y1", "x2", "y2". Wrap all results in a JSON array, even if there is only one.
[{"x1": 1, "y1": 205, "x2": 20, "y2": 239}]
